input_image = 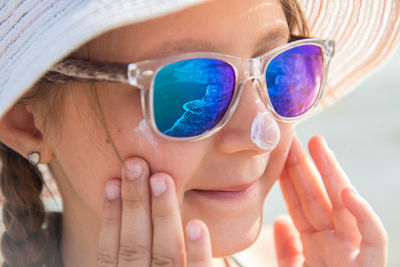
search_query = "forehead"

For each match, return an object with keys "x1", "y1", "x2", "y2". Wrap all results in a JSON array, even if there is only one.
[{"x1": 79, "y1": 0, "x2": 288, "y2": 62}]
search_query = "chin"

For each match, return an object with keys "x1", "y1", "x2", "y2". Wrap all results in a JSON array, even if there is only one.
[
  {"x1": 211, "y1": 213, "x2": 263, "y2": 257},
  {"x1": 182, "y1": 196, "x2": 264, "y2": 258}
]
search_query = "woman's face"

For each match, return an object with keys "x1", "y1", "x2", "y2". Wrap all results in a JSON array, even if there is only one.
[{"x1": 49, "y1": 0, "x2": 294, "y2": 257}]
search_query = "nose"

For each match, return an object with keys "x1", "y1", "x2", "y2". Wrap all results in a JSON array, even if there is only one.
[{"x1": 215, "y1": 79, "x2": 281, "y2": 154}]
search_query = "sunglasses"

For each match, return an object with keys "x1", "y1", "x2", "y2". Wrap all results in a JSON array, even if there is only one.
[{"x1": 42, "y1": 38, "x2": 335, "y2": 142}]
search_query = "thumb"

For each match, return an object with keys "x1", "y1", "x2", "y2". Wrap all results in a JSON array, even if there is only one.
[{"x1": 274, "y1": 214, "x2": 304, "y2": 267}]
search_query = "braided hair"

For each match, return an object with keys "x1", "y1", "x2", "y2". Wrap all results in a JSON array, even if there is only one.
[{"x1": 0, "y1": 143, "x2": 63, "y2": 267}]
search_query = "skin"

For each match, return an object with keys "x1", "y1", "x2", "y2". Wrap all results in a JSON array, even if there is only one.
[{"x1": 0, "y1": 0, "x2": 387, "y2": 266}]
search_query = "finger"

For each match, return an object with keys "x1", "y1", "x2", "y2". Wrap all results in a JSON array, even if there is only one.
[
  {"x1": 273, "y1": 215, "x2": 304, "y2": 267},
  {"x1": 97, "y1": 179, "x2": 122, "y2": 267},
  {"x1": 279, "y1": 168, "x2": 314, "y2": 233},
  {"x1": 186, "y1": 220, "x2": 213, "y2": 267},
  {"x1": 118, "y1": 157, "x2": 151, "y2": 266},
  {"x1": 150, "y1": 173, "x2": 186, "y2": 266},
  {"x1": 308, "y1": 136, "x2": 359, "y2": 237},
  {"x1": 342, "y1": 187, "x2": 388, "y2": 267},
  {"x1": 286, "y1": 136, "x2": 333, "y2": 231}
]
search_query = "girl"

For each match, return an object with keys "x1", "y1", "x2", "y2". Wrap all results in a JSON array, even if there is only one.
[{"x1": 0, "y1": 0, "x2": 398, "y2": 266}]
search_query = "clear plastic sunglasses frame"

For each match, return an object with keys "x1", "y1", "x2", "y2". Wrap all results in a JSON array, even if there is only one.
[{"x1": 42, "y1": 38, "x2": 335, "y2": 142}]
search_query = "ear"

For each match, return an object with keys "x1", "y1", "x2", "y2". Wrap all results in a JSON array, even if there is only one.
[{"x1": 0, "y1": 103, "x2": 54, "y2": 164}]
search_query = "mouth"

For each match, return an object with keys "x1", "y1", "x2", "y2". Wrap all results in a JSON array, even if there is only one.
[{"x1": 189, "y1": 179, "x2": 259, "y2": 200}]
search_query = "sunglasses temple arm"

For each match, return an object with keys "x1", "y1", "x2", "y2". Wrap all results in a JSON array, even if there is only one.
[{"x1": 39, "y1": 58, "x2": 130, "y2": 84}]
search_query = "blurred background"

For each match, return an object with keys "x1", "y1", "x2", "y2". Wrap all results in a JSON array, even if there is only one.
[{"x1": 263, "y1": 48, "x2": 400, "y2": 266}]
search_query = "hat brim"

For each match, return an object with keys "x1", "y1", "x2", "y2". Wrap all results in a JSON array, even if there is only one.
[
  {"x1": 300, "y1": 0, "x2": 400, "y2": 107},
  {"x1": 0, "y1": 0, "x2": 205, "y2": 116}
]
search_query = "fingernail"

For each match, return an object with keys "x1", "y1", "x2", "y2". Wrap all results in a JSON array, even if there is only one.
[
  {"x1": 321, "y1": 136, "x2": 329, "y2": 148},
  {"x1": 106, "y1": 180, "x2": 121, "y2": 200},
  {"x1": 319, "y1": 137, "x2": 334, "y2": 168},
  {"x1": 321, "y1": 137, "x2": 334, "y2": 155},
  {"x1": 349, "y1": 187, "x2": 359, "y2": 198},
  {"x1": 150, "y1": 177, "x2": 167, "y2": 197},
  {"x1": 186, "y1": 221, "x2": 202, "y2": 241},
  {"x1": 125, "y1": 159, "x2": 143, "y2": 180}
]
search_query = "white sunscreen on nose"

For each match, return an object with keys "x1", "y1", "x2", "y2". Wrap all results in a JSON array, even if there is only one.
[
  {"x1": 250, "y1": 112, "x2": 280, "y2": 151},
  {"x1": 134, "y1": 119, "x2": 159, "y2": 151}
]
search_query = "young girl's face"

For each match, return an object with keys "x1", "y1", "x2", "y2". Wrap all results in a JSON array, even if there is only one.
[{"x1": 48, "y1": 0, "x2": 294, "y2": 256}]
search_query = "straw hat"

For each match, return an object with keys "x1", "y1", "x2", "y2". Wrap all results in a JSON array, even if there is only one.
[{"x1": 0, "y1": 0, "x2": 399, "y2": 117}]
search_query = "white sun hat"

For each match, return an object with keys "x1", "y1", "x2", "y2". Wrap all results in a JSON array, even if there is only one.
[{"x1": 0, "y1": 0, "x2": 399, "y2": 117}]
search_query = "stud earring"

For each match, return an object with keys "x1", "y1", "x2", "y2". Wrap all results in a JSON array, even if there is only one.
[{"x1": 27, "y1": 151, "x2": 41, "y2": 165}]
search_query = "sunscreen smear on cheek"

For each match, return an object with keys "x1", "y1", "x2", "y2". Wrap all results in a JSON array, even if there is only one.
[
  {"x1": 250, "y1": 112, "x2": 280, "y2": 151},
  {"x1": 134, "y1": 119, "x2": 160, "y2": 151}
]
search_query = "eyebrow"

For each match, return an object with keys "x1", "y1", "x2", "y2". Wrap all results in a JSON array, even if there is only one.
[
  {"x1": 253, "y1": 27, "x2": 290, "y2": 56},
  {"x1": 145, "y1": 39, "x2": 220, "y2": 59},
  {"x1": 148, "y1": 27, "x2": 289, "y2": 58},
  {"x1": 40, "y1": 27, "x2": 290, "y2": 84}
]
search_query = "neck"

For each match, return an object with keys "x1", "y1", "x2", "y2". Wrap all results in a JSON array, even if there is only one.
[
  {"x1": 61, "y1": 196, "x2": 100, "y2": 267},
  {"x1": 49, "y1": 159, "x2": 100, "y2": 267}
]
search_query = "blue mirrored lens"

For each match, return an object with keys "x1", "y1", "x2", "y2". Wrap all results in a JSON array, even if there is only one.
[
  {"x1": 266, "y1": 44, "x2": 324, "y2": 118},
  {"x1": 153, "y1": 58, "x2": 235, "y2": 137}
]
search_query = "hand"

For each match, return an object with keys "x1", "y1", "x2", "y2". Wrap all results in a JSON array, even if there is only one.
[
  {"x1": 274, "y1": 136, "x2": 387, "y2": 267},
  {"x1": 96, "y1": 157, "x2": 214, "y2": 266}
]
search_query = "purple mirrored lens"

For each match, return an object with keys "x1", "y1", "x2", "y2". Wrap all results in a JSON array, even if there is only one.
[{"x1": 266, "y1": 44, "x2": 324, "y2": 118}]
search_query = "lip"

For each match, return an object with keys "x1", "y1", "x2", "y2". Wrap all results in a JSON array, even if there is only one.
[{"x1": 189, "y1": 179, "x2": 259, "y2": 200}]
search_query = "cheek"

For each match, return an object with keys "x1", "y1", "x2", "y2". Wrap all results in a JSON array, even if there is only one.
[
  {"x1": 49, "y1": 89, "x2": 124, "y2": 217},
  {"x1": 112, "y1": 121, "x2": 210, "y2": 194},
  {"x1": 276, "y1": 122, "x2": 295, "y2": 157},
  {"x1": 132, "y1": 119, "x2": 162, "y2": 160},
  {"x1": 270, "y1": 122, "x2": 295, "y2": 169},
  {"x1": 259, "y1": 122, "x2": 295, "y2": 195},
  {"x1": 98, "y1": 84, "x2": 210, "y2": 194}
]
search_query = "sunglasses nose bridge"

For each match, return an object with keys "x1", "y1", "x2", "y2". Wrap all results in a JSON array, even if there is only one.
[
  {"x1": 246, "y1": 57, "x2": 273, "y2": 113},
  {"x1": 248, "y1": 57, "x2": 262, "y2": 78}
]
